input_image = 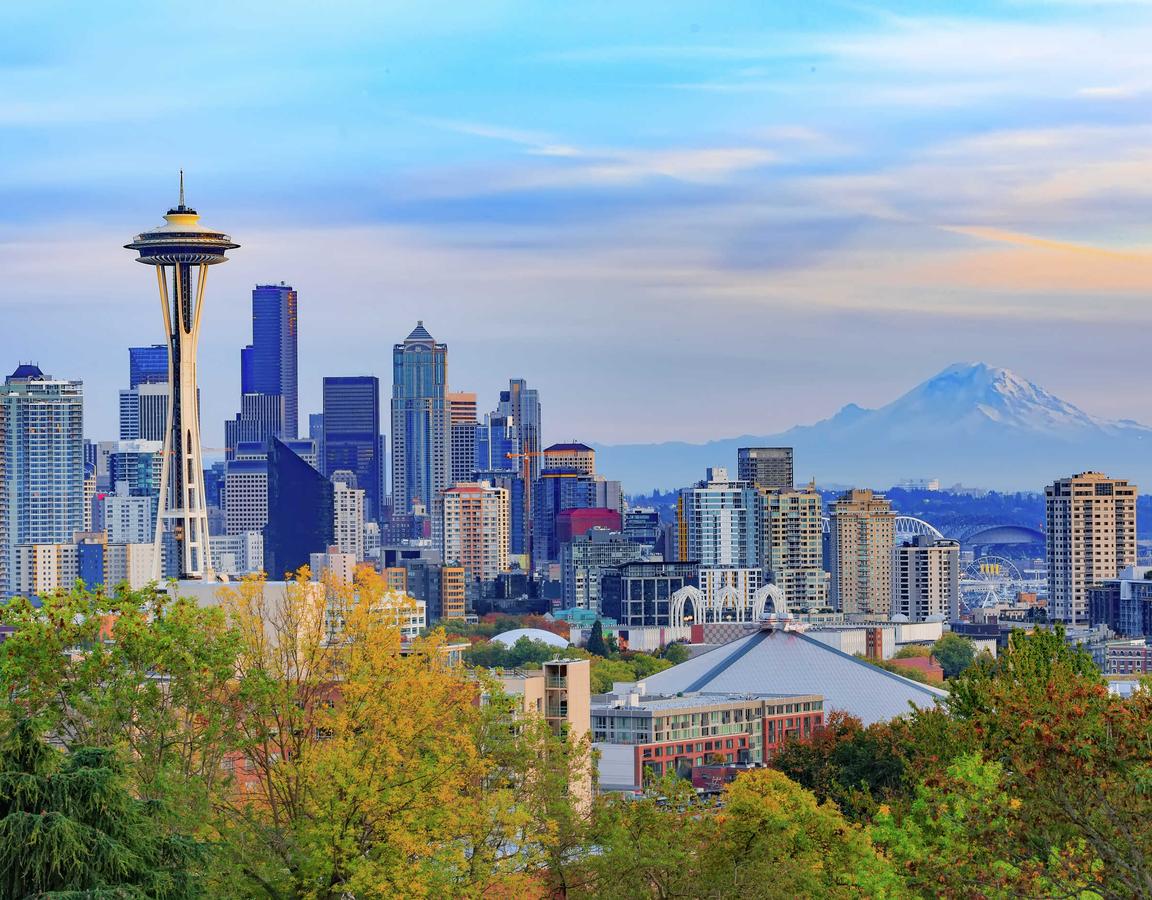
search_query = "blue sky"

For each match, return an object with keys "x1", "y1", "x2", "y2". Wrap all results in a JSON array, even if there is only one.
[{"x1": 4, "y1": 1, "x2": 1152, "y2": 446}]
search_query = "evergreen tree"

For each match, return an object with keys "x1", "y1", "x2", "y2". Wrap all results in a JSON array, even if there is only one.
[
  {"x1": 0, "y1": 720, "x2": 202, "y2": 898},
  {"x1": 586, "y1": 619, "x2": 610, "y2": 657}
]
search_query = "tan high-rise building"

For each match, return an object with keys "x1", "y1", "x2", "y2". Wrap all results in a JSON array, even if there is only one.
[
  {"x1": 760, "y1": 483, "x2": 828, "y2": 608},
  {"x1": 828, "y1": 489, "x2": 896, "y2": 615},
  {"x1": 447, "y1": 392, "x2": 478, "y2": 485},
  {"x1": 434, "y1": 482, "x2": 509, "y2": 583},
  {"x1": 1046, "y1": 472, "x2": 1137, "y2": 625}
]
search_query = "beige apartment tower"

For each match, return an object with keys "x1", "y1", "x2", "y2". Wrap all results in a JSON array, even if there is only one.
[
  {"x1": 1046, "y1": 472, "x2": 1137, "y2": 625},
  {"x1": 828, "y1": 489, "x2": 896, "y2": 615},
  {"x1": 434, "y1": 481, "x2": 510, "y2": 583},
  {"x1": 760, "y1": 484, "x2": 828, "y2": 608}
]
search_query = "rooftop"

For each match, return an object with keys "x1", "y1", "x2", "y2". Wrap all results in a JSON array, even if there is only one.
[{"x1": 638, "y1": 628, "x2": 945, "y2": 725}]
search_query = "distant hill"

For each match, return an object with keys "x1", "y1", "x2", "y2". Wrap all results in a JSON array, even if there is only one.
[{"x1": 592, "y1": 362, "x2": 1152, "y2": 492}]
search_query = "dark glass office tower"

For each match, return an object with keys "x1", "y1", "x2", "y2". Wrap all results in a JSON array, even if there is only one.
[
  {"x1": 263, "y1": 438, "x2": 334, "y2": 579},
  {"x1": 241, "y1": 283, "x2": 299, "y2": 439},
  {"x1": 128, "y1": 344, "x2": 168, "y2": 388},
  {"x1": 322, "y1": 376, "x2": 382, "y2": 521}
]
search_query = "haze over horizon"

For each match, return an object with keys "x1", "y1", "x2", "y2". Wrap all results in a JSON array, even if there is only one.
[{"x1": 5, "y1": 1, "x2": 1152, "y2": 446}]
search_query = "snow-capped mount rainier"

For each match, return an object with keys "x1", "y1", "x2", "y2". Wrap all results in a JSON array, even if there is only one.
[{"x1": 593, "y1": 363, "x2": 1152, "y2": 492}]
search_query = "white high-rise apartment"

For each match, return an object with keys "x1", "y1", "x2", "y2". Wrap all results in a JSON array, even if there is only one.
[
  {"x1": 1046, "y1": 472, "x2": 1137, "y2": 625},
  {"x1": 677, "y1": 468, "x2": 761, "y2": 568},
  {"x1": 892, "y1": 536, "x2": 960, "y2": 622},
  {"x1": 0, "y1": 365, "x2": 84, "y2": 597},
  {"x1": 332, "y1": 471, "x2": 366, "y2": 562},
  {"x1": 828, "y1": 489, "x2": 896, "y2": 615}
]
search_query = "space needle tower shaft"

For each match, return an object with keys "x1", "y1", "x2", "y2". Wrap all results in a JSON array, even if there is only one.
[{"x1": 125, "y1": 174, "x2": 239, "y2": 580}]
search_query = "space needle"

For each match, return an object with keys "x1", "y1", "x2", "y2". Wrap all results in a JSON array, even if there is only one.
[{"x1": 125, "y1": 174, "x2": 238, "y2": 581}]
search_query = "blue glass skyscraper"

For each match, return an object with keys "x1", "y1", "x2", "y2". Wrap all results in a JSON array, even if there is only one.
[
  {"x1": 226, "y1": 284, "x2": 299, "y2": 455},
  {"x1": 391, "y1": 322, "x2": 449, "y2": 517},
  {"x1": 322, "y1": 376, "x2": 383, "y2": 521},
  {"x1": 237, "y1": 282, "x2": 299, "y2": 438},
  {"x1": 128, "y1": 344, "x2": 168, "y2": 388}
]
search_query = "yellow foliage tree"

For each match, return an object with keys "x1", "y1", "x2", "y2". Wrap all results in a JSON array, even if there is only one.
[{"x1": 213, "y1": 567, "x2": 587, "y2": 899}]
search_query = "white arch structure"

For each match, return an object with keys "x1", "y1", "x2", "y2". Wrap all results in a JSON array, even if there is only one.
[
  {"x1": 893, "y1": 516, "x2": 944, "y2": 544},
  {"x1": 670, "y1": 583, "x2": 788, "y2": 627}
]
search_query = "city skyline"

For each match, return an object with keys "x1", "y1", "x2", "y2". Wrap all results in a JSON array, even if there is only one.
[{"x1": 5, "y1": 2, "x2": 1152, "y2": 446}]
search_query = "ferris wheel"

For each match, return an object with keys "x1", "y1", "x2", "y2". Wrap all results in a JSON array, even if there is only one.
[{"x1": 961, "y1": 556, "x2": 1025, "y2": 607}]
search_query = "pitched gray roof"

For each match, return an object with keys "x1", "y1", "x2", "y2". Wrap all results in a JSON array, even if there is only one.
[{"x1": 640, "y1": 629, "x2": 945, "y2": 725}]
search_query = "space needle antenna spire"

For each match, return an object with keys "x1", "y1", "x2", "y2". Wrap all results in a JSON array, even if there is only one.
[{"x1": 124, "y1": 178, "x2": 239, "y2": 582}]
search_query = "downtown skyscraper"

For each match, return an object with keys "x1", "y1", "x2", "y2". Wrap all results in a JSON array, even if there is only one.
[
  {"x1": 225, "y1": 283, "x2": 299, "y2": 455},
  {"x1": 322, "y1": 376, "x2": 383, "y2": 522},
  {"x1": 391, "y1": 322, "x2": 449, "y2": 517}
]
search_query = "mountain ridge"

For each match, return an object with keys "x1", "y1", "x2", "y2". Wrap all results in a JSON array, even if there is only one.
[{"x1": 591, "y1": 362, "x2": 1152, "y2": 492}]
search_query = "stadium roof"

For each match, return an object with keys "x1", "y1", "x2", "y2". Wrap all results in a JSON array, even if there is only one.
[{"x1": 639, "y1": 627, "x2": 945, "y2": 725}]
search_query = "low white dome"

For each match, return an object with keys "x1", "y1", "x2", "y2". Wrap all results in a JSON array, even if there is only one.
[{"x1": 491, "y1": 628, "x2": 569, "y2": 649}]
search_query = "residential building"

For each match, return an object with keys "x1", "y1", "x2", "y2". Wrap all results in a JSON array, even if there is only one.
[
  {"x1": 211, "y1": 532, "x2": 264, "y2": 577},
  {"x1": 737, "y1": 447, "x2": 794, "y2": 492},
  {"x1": 322, "y1": 376, "x2": 383, "y2": 521},
  {"x1": 105, "y1": 485, "x2": 154, "y2": 544},
  {"x1": 391, "y1": 322, "x2": 449, "y2": 517},
  {"x1": 760, "y1": 485, "x2": 827, "y2": 608},
  {"x1": 677, "y1": 468, "x2": 760, "y2": 569},
  {"x1": 599, "y1": 560, "x2": 700, "y2": 627},
  {"x1": 1105, "y1": 640, "x2": 1152, "y2": 675},
  {"x1": 434, "y1": 481, "x2": 509, "y2": 583},
  {"x1": 892, "y1": 536, "x2": 960, "y2": 621},
  {"x1": 698, "y1": 567, "x2": 764, "y2": 612},
  {"x1": 310, "y1": 548, "x2": 357, "y2": 585},
  {"x1": 1088, "y1": 565, "x2": 1152, "y2": 638},
  {"x1": 331, "y1": 472, "x2": 366, "y2": 562},
  {"x1": 593, "y1": 686, "x2": 823, "y2": 792},
  {"x1": 1047, "y1": 472, "x2": 1138, "y2": 625},
  {"x1": 561, "y1": 528, "x2": 644, "y2": 611},
  {"x1": 0, "y1": 365, "x2": 84, "y2": 597},
  {"x1": 828, "y1": 489, "x2": 896, "y2": 615},
  {"x1": 440, "y1": 565, "x2": 467, "y2": 620}
]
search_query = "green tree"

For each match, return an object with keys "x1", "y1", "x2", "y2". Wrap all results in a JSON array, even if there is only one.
[
  {"x1": 578, "y1": 770, "x2": 902, "y2": 898},
  {"x1": 0, "y1": 585, "x2": 242, "y2": 828},
  {"x1": 660, "y1": 641, "x2": 691, "y2": 665},
  {"x1": 771, "y1": 711, "x2": 915, "y2": 822},
  {"x1": 586, "y1": 619, "x2": 610, "y2": 657},
  {"x1": 893, "y1": 643, "x2": 932, "y2": 659},
  {"x1": 0, "y1": 719, "x2": 203, "y2": 898},
  {"x1": 932, "y1": 632, "x2": 976, "y2": 678},
  {"x1": 914, "y1": 625, "x2": 1152, "y2": 897}
]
